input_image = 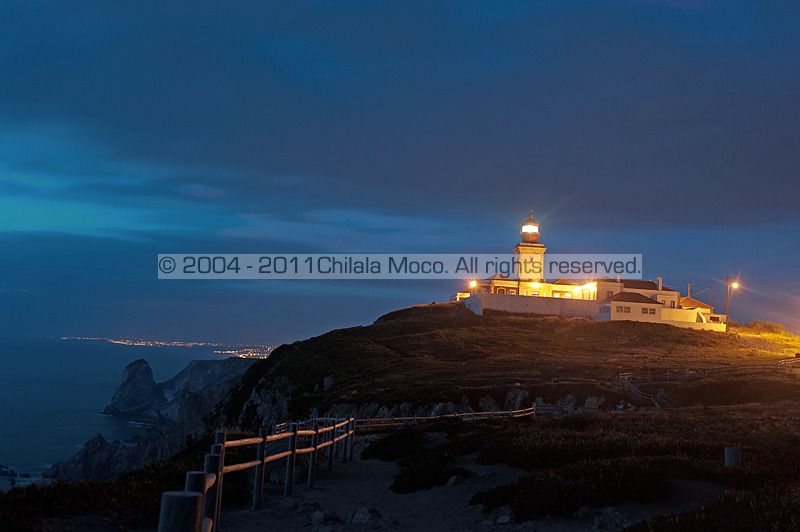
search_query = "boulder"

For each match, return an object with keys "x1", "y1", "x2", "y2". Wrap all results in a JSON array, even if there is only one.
[{"x1": 102, "y1": 360, "x2": 166, "y2": 422}]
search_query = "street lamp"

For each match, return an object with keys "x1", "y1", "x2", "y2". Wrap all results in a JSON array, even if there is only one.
[
  {"x1": 726, "y1": 276, "x2": 739, "y2": 329},
  {"x1": 469, "y1": 280, "x2": 477, "y2": 295}
]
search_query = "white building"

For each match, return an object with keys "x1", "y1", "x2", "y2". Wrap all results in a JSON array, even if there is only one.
[{"x1": 456, "y1": 213, "x2": 727, "y2": 332}]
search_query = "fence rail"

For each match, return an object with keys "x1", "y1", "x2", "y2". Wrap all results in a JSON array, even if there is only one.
[
  {"x1": 618, "y1": 373, "x2": 660, "y2": 409},
  {"x1": 738, "y1": 337, "x2": 800, "y2": 357},
  {"x1": 618, "y1": 357, "x2": 800, "y2": 409},
  {"x1": 157, "y1": 406, "x2": 535, "y2": 532}
]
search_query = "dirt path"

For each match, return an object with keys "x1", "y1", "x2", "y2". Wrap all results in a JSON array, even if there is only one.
[
  {"x1": 218, "y1": 436, "x2": 530, "y2": 531},
  {"x1": 216, "y1": 436, "x2": 731, "y2": 532}
]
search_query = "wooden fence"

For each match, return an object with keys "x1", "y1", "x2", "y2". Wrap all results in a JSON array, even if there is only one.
[
  {"x1": 354, "y1": 406, "x2": 536, "y2": 430},
  {"x1": 619, "y1": 359, "x2": 800, "y2": 409},
  {"x1": 157, "y1": 418, "x2": 355, "y2": 532},
  {"x1": 738, "y1": 337, "x2": 800, "y2": 357},
  {"x1": 618, "y1": 373, "x2": 660, "y2": 409},
  {"x1": 157, "y1": 407, "x2": 535, "y2": 532}
]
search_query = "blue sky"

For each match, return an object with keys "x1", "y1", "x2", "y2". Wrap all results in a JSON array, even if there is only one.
[{"x1": 1, "y1": 0, "x2": 799, "y2": 344}]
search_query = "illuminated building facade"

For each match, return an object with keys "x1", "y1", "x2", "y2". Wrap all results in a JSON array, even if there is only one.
[
  {"x1": 454, "y1": 213, "x2": 727, "y2": 331},
  {"x1": 453, "y1": 213, "x2": 598, "y2": 301}
]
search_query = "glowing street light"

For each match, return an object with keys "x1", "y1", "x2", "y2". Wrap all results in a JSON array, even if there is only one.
[
  {"x1": 469, "y1": 280, "x2": 477, "y2": 295},
  {"x1": 726, "y1": 275, "x2": 739, "y2": 329}
]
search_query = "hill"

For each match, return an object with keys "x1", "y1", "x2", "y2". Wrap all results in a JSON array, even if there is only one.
[{"x1": 208, "y1": 302, "x2": 800, "y2": 432}]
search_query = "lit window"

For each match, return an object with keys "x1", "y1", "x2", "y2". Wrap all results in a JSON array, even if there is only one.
[
  {"x1": 616, "y1": 306, "x2": 623, "y2": 312},
  {"x1": 624, "y1": 307, "x2": 631, "y2": 313},
  {"x1": 641, "y1": 308, "x2": 649, "y2": 314},
  {"x1": 649, "y1": 308, "x2": 656, "y2": 315}
]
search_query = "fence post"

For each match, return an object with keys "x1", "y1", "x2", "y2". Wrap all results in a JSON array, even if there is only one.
[
  {"x1": 341, "y1": 419, "x2": 349, "y2": 464},
  {"x1": 213, "y1": 432, "x2": 226, "y2": 530},
  {"x1": 725, "y1": 446, "x2": 741, "y2": 467},
  {"x1": 307, "y1": 422, "x2": 318, "y2": 489},
  {"x1": 252, "y1": 427, "x2": 268, "y2": 511},
  {"x1": 347, "y1": 417, "x2": 355, "y2": 462},
  {"x1": 157, "y1": 491, "x2": 203, "y2": 532},
  {"x1": 284, "y1": 422, "x2": 297, "y2": 497},
  {"x1": 185, "y1": 471, "x2": 206, "y2": 494},
  {"x1": 327, "y1": 419, "x2": 335, "y2": 472},
  {"x1": 203, "y1": 451, "x2": 221, "y2": 532}
]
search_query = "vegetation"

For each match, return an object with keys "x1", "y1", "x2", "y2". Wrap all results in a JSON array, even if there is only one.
[
  {"x1": 362, "y1": 403, "x2": 800, "y2": 527},
  {"x1": 0, "y1": 432, "x2": 255, "y2": 531},
  {"x1": 216, "y1": 303, "x2": 796, "y2": 426},
  {"x1": 732, "y1": 320, "x2": 800, "y2": 353},
  {"x1": 469, "y1": 404, "x2": 800, "y2": 524},
  {"x1": 361, "y1": 424, "x2": 471, "y2": 493}
]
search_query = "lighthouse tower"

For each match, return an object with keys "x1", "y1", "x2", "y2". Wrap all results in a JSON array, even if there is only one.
[{"x1": 513, "y1": 211, "x2": 547, "y2": 282}]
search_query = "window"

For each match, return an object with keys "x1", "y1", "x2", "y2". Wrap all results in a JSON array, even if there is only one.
[
  {"x1": 670, "y1": 301, "x2": 675, "y2": 308},
  {"x1": 641, "y1": 307, "x2": 649, "y2": 314},
  {"x1": 616, "y1": 306, "x2": 623, "y2": 312},
  {"x1": 607, "y1": 291, "x2": 614, "y2": 298},
  {"x1": 649, "y1": 308, "x2": 656, "y2": 315},
  {"x1": 497, "y1": 288, "x2": 506, "y2": 294},
  {"x1": 531, "y1": 291, "x2": 539, "y2": 296},
  {"x1": 564, "y1": 293, "x2": 573, "y2": 299},
  {"x1": 600, "y1": 306, "x2": 610, "y2": 313},
  {"x1": 508, "y1": 289, "x2": 516, "y2": 295},
  {"x1": 623, "y1": 306, "x2": 631, "y2": 313}
]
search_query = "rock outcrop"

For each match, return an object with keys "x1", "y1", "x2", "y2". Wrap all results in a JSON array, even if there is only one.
[
  {"x1": 47, "y1": 431, "x2": 164, "y2": 481},
  {"x1": 102, "y1": 359, "x2": 167, "y2": 423},
  {"x1": 48, "y1": 357, "x2": 256, "y2": 482}
]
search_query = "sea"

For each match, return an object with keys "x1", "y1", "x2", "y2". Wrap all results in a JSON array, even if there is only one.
[{"x1": 0, "y1": 337, "x2": 219, "y2": 492}]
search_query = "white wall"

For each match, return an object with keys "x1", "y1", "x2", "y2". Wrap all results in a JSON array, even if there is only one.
[{"x1": 463, "y1": 292, "x2": 598, "y2": 317}]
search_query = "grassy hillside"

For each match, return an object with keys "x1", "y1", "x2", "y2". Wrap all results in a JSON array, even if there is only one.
[{"x1": 213, "y1": 302, "x2": 800, "y2": 428}]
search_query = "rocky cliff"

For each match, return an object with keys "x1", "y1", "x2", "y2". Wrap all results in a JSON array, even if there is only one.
[{"x1": 47, "y1": 356, "x2": 256, "y2": 481}]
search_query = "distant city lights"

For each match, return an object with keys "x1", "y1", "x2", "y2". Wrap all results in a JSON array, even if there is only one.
[{"x1": 59, "y1": 337, "x2": 274, "y2": 358}]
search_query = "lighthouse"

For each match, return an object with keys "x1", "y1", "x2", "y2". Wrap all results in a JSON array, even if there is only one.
[{"x1": 513, "y1": 211, "x2": 547, "y2": 282}]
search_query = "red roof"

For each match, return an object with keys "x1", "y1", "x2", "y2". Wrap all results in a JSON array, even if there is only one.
[
  {"x1": 597, "y1": 279, "x2": 677, "y2": 292},
  {"x1": 484, "y1": 273, "x2": 512, "y2": 281},
  {"x1": 599, "y1": 292, "x2": 664, "y2": 305},
  {"x1": 680, "y1": 296, "x2": 714, "y2": 310}
]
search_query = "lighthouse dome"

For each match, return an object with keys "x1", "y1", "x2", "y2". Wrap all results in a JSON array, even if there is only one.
[{"x1": 520, "y1": 212, "x2": 540, "y2": 243}]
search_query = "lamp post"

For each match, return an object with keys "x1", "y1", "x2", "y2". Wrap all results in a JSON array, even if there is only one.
[
  {"x1": 726, "y1": 276, "x2": 739, "y2": 329},
  {"x1": 469, "y1": 280, "x2": 477, "y2": 296}
]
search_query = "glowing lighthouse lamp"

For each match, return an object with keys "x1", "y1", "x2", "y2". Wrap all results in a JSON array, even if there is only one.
[{"x1": 520, "y1": 212, "x2": 540, "y2": 243}]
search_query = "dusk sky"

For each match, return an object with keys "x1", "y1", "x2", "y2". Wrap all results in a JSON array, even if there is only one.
[{"x1": 1, "y1": 0, "x2": 799, "y2": 345}]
